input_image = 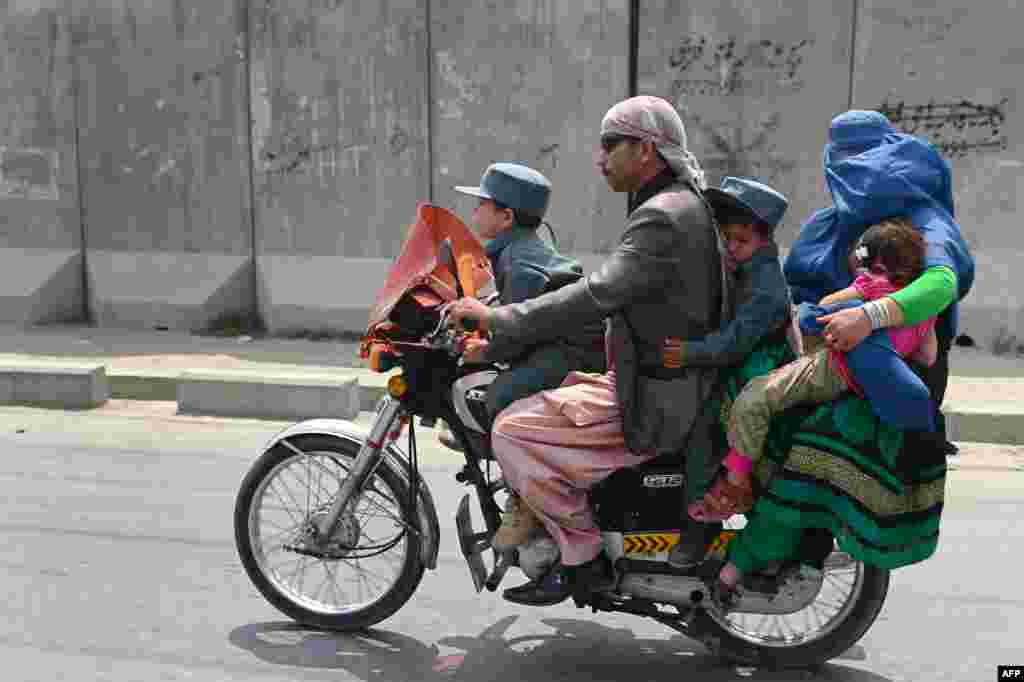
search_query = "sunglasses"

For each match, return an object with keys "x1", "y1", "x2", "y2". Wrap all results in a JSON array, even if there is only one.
[{"x1": 599, "y1": 133, "x2": 641, "y2": 153}]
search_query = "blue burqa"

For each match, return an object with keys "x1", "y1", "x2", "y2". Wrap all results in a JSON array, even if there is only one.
[{"x1": 784, "y1": 125, "x2": 975, "y2": 431}]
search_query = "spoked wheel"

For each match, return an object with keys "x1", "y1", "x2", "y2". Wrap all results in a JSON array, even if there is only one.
[
  {"x1": 234, "y1": 434, "x2": 424, "y2": 631},
  {"x1": 697, "y1": 546, "x2": 890, "y2": 668}
]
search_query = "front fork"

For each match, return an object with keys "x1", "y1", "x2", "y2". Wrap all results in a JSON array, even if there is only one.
[{"x1": 315, "y1": 396, "x2": 408, "y2": 540}]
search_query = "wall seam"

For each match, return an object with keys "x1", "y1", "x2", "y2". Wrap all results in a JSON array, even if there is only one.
[
  {"x1": 240, "y1": 0, "x2": 261, "y2": 327},
  {"x1": 626, "y1": 0, "x2": 639, "y2": 214},
  {"x1": 629, "y1": 0, "x2": 639, "y2": 97},
  {"x1": 425, "y1": 0, "x2": 435, "y2": 203},
  {"x1": 69, "y1": 2, "x2": 91, "y2": 324},
  {"x1": 847, "y1": 0, "x2": 860, "y2": 109}
]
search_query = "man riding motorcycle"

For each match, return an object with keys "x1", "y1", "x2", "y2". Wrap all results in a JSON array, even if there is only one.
[{"x1": 450, "y1": 95, "x2": 729, "y2": 605}]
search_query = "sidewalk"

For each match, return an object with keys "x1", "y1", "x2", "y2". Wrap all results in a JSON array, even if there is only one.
[{"x1": 1, "y1": 322, "x2": 1022, "y2": 449}]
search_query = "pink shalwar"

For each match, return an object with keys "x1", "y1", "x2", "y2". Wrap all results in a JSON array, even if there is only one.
[{"x1": 491, "y1": 370, "x2": 656, "y2": 566}]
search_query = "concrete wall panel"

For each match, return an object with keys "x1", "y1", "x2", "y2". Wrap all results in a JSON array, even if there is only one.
[
  {"x1": 430, "y1": 0, "x2": 630, "y2": 255},
  {"x1": 0, "y1": 2, "x2": 80, "y2": 249},
  {"x1": 72, "y1": 0, "x2": 252, "y2": 254},
  {"x1": 852, "y1": 1, "x2": 1024, "y2": 348},
  {"x1": 251, "y1": 0, "x2": 430, "y2": 259},
  {"x1": 0, "y1": 247, "x2": 81, "y2": 324},
  {"x1": 637, "y1": 1, "x2": 856, "y2": 244},
  {"x1": 87, "y1": 250, "x2": 250, "y2": 331},
  {"x1": 258, "y1": 254, "x2": 392, "y2": 335}
]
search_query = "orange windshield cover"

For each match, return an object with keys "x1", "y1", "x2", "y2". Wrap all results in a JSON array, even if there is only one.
[{"x1": 366, "y1": 203, "x2": 494, "y2": 332}]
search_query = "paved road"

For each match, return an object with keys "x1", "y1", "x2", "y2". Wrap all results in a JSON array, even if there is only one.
[{"x1": 0, "y1": 403, "x2": 1020, "y2": 682}]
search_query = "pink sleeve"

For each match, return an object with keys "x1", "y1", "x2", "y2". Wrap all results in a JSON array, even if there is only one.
[
  {"x1": 890, "y1": 317, "x2": 936, "y2": 357},
  {"x1": 852, "y1": 273, "x2": 899, "y2": 301},
  {"x1": 851, "y1": 273, "x2": 872, "y2": 299}
]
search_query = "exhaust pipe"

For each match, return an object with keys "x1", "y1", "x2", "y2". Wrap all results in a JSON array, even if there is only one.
[{"x1": 617, "y1": 573, "x2": 707, "y2": 605}]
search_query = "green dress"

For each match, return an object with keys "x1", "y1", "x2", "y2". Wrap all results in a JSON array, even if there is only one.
[{"x1": 705, "y1": 339, "x2": 947, "y2": 573}]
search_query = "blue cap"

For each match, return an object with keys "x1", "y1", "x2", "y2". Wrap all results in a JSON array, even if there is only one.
[
  {"x1": 705, "y1": 176, "x2": 788, "y2": 231},
  {"x1": 826, "y1": 110, "x2": 896, "y2": 163},
  {"x1": 453, "y1": 162, "x2": 552, "y2": 219}
]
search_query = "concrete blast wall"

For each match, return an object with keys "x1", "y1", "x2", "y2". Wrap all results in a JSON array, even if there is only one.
[
  {"x1": 251, "y1": 0, "x2": 431, "y2": 335},
  {"x1": 0, "y1": 0, "x2": 1021, "y2": 351},
  {"x1": 71, "y1": 0, "x2": 254, "y2": 332},
  {"x1": 0, "y1": 2, "x2": 83, "y2": 325}
]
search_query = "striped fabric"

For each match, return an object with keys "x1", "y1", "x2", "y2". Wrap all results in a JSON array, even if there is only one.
[{"x1": 707, "y1": 339, "x2": 946, "y2": 572}]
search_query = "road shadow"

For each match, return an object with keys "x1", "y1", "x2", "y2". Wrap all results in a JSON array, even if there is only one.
[{"x1": 229, "y1": 616, "x2": 892, "y2": 681}]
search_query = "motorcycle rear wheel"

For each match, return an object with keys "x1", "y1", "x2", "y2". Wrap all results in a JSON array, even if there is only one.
[
  {"x1": 695, "y1": 554, "x2": 889, "y2": 668},
  {"x1": 234, "y1": 434, "x2": 425, "y2": 631}
]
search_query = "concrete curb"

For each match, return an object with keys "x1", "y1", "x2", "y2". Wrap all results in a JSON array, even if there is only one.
[
  {"x1": 115, "y1": 368, "x2": 1024, "y2": 446},
  {"x1": 177, "y1": 368, "x2": 362, "y2": 421},
  {"x1": 4, "y1": 358, "x2": 1023, "y2": 446},
  {"x1": 945, "y1": 405, "x2": 1024, "y2": 450},
  {"x1": 0, "y1": 360, "x2": 110, "y2": 409}
]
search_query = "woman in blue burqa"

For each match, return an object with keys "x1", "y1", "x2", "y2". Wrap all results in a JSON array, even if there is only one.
[{"x1": 711, "y1": 110, "x2": 975, "y2": 595}]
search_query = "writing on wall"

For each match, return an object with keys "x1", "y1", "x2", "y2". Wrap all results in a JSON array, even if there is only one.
[
  {"x1": 0, "y1": 147, "x2": 59, "y2": 200},
  {"x1": 688, "y1": 112, "x2": 796, "y2": 185},
  {"x1": 668, "y1": 34, "x2": 813, "y2": 98},
  {"x1": 879, "y1": 97, "x2": 1009, "y2": 159}
]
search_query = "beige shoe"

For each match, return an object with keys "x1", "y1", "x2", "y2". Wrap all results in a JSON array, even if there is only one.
[
  {"x1": 437, "y1": 420, "x2": 464, "y2": 452},
  {"x1": 492, "y1": 495, "x2": 540, "y2": 551}
]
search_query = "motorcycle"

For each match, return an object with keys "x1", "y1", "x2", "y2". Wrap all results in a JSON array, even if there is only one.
[{"x1": 233, "y1": 204, "x2": 889, "y2": 668}]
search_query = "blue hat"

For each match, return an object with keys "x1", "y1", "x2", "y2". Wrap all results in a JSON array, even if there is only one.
[
  {"x1": 705, "y1": 176, "x2": 788, "y2": 231},
  {"x1": 453, "y1": 162, "x2": 551, "y2": 218},
  {"x1": 826, "y1": 110, "x2": 896, "y2": 163}
]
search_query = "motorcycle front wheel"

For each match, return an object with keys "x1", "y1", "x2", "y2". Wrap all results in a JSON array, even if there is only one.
[{"x1": 234, "y1": 434, "x2": 425, "y2": 631}]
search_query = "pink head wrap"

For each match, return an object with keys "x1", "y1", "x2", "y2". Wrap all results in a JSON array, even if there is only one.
[{"x1": 600, "y1": 96, "x2": 706, "y2": 189}]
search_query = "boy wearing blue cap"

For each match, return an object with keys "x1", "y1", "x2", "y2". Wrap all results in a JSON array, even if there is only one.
[
  {"x1": 449, "y1": 162, "x2": 606, "y2": 549},
  {"x1": 449, "y1": 163, "x2": 606, "y2": 426},
  {"x1": 663, "y1": 175, "x2": 794, "y2": 370},
  {"x1": 666, "y1": 175, "x2": 795, "y2": 567}
]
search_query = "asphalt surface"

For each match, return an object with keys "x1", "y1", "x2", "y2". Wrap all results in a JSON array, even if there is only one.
[{"x1": 0, "y1": 403, "x2": 1020, "y2": 682}]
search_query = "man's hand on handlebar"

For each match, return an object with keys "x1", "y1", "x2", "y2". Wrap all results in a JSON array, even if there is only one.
[
  {"x1": 448, "y1": 297, "x2": 493, "y2": 335},
  {"x1": 461, "y1": 337, "x2": 490, "y2": 364}
]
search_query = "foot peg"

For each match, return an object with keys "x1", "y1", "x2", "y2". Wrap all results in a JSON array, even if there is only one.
[
  {"x1": 456, "y1": 494, "x2": 489, "y2": 592},
  {"x1": 484, "y1": 550, "x2": 514, "y2": 592}
]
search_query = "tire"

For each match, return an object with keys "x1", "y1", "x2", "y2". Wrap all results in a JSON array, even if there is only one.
[
  {"x1": 234, "y1": 434, "x2": 426, "y2": 631},
  {"x1": 693, "y1": 563, "x2": 890, "y2": 668}
]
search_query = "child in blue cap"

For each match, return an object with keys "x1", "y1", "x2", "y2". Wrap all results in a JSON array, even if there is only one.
[
  {"x1": 667, "y1": 175, "x2": 795, "y2": 568},
  {"x1": 664, "y1": 175, "x2": 794, "y2": 369},
  {"x1": 449, "y1": 162, "x2": 606, "y2": 549},
  {"x1": 452, "y1": 163, "x2": 606, "y2": 415}
]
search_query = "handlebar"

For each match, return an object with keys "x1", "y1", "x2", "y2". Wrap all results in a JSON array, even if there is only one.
[{"x1": 423, "y1": 307, "x2": 471, "y2": 357}]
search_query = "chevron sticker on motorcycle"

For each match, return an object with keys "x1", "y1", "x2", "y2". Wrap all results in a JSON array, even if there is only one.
[{"x1": 622, "y1": 532, "x2": 680, "y2": 557}]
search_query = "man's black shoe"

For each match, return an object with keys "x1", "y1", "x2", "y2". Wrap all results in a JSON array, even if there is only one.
[
  {"x1": 502, "y1": 566, "x2": 572, "y2": 606},
  {"x1": 668, "y1": 519, "x2": 723, "y2": 569},
  {"x1": 503, "y1": 553, "x2": 615, "y2": 606}
]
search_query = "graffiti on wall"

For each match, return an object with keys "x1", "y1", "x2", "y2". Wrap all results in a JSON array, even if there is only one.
[
  {"x1": 254, "y1": 93, "x2": 385, "y2": 185},
  {"x1": 0, "y1": 147, "x2": 59, "y2": 200},
  {"x1": 687, "y1": 112, "x2": 796, "y2": 185},
  {"x1": 879, "y1": 97, "x2": 1009, "y2": 159},
  {"x1": 663, "y1": 33, "x2": 813, "y2": 188},
  {"x1": 668, "y1": 34, "x2": 814, "y2": 99}
]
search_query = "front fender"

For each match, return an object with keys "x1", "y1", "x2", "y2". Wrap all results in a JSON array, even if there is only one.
[{"x1": 262, "y1": 418, "x2": 441, "y2": 570}]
